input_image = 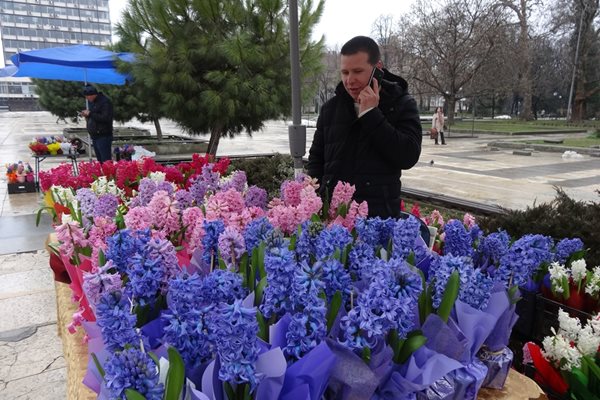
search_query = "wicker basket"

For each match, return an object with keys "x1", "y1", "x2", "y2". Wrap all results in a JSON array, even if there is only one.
[{"x1": 55, "y1": 281, "x2": 96, "y2": 400}]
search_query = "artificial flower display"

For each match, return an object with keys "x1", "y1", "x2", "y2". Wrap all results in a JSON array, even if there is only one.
[
  {"x1": 6, "y1": 161, "x2": 33, "y2": 183},
  {"x1": 29, "y1": 135, "x2": 65, "y2": 155}
]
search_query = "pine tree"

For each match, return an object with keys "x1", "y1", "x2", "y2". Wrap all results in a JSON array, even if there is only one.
[{"x1": 116, "y1": 0, "x2": 325, "y2": 155}]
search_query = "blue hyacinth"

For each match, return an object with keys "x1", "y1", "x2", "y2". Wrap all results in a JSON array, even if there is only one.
[
  {"x1": 475, "y1": 230, "x2": 511, "y2": 272},
  {"x1": 340, "y1": 258, "x2": 421, "y2": 350},
  {"x1": 443, "y1": 219, "x2": 473, "y2": 258},
  {"x1": 210, "y1": 300, "x2": 261, "y2": 389},
  {"x1": 320, "y1": 258, "x2": 352, "y2": 302},
  {"x1": 201, "y1": 269, "x2": 247, "y2": 305},
  {"x1": 295, "y1": 220, "x2": 324, "y2": 262},
  {"x1": 315, "y1": 224, "x2": 353, "y2": 260},
  {"x1": 260, "y1": 244, "x2": 297, "y2": 318},
  {"x1": 496, "y1": 234, "x2": 554, "y2": 287},
  {"x1": 348, "y1": 240, "x2": 376, "y2": 279},
  {"x1": 163, "y1": 306, "x2": 215, "y2": 369},
  {"x1": 392, "y1": 215, "x2": 422, "y2": 261},
  {"x1": 105, "y1": 229, "x2": 152, "y2": 274},
  {"x1": 243, "y1": 217, "x2": 273, "y2": 253},
  {"x1": 167, "y1": 272, "x2": 205, "y2": 314},
  {"x1": 95, "y1": 290, "x2": 140, "y2": 353},
  {"x1": 355, "y1": 217, "x2": 396, "y2": 247},
  {"x1": 103, "y1": 347, "x2": 163, "y2": 400},
  {"x1": 202, "y1": 220, "x2": 225, "y2": 269},
  {"x1": 554, "y1": 238, "x2": 584, "y2": 264},
  {"x1": 286, "y1": 261, "x2": 327, "y2": 359}
]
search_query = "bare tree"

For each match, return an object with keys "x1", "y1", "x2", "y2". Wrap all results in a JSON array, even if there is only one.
[
  {"x1": 495, "y1": 0, "x2": 542, "y2": 120},
  {"x1": 371, "y1": 14, "x2": 397, "y2": 66},
  {"x1": 404, "y1": 0, "x2": 506, "y2": 124}
]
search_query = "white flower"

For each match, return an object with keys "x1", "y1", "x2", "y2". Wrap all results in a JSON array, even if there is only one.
[
  {"x1": 542, "y1": 333, "x2": 581, "y2": 370},
  {"x1": 60, "y1": 213, "x2": 73, "y2": 224},
  {"x1": 558, "y1": 308, "x2": 582, "y2": 341},
  {"x1": 577, "y1": 324, "x2": 600, "y2": 356},
  {"x1": 149, "y1": 171, "x2": 166, "y2": 183},
  {"x1": 51, "y1": 185, "x2": 75, "y2": 205},
  {"x1": 549, "y1": 262, "x2": 569, "y2": 293},
  {"x1": 571, "y1": 259, "x2": 587, "y2": 283},
  {"x1": 585, "y1": 266, "x2": 600, "y2": 296}
]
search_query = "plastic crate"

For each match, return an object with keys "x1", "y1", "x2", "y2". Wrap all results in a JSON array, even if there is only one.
[
  {"x1": 513, "y1": 288, "x2": 537, "y2": 338},
  {"x1": 7, "y1": 181, "x2": 37, "y2": 194},
  {"x1": 533, "y1": 294, "x2": 592, "y2": 342}
]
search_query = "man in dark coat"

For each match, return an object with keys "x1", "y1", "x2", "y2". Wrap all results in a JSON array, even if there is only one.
[
  {"x1": 80, "y1": 84, "x2": 114, "y2": 162},
  {"x1": 307, "y1": 36, "x2": 422, "y2": 218}
]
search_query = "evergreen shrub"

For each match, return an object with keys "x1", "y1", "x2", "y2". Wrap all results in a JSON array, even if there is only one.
[{"x1": 230, "y1": 154, "x2": 294, "y2": 198}]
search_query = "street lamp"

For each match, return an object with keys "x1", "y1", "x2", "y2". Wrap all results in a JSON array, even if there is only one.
[{"x1": 288, "y1": 0, "x2": 306, "y2": 177}]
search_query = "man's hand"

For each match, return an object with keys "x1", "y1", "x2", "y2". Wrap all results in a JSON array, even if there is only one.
[
  {"x1": 80, "y1": 110, "x2": 90, "y2": 117},
  {"x1": 357, "y1": 78, "x2": 380, "y2": 115}
]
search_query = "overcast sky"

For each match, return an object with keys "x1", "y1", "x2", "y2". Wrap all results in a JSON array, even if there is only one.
[{"x1": 108, "y1": 0, "x2": 416, "y2": 49}]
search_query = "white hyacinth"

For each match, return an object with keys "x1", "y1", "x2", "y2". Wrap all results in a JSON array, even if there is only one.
[
  {"x1": 149, "y1": 171, "x2": 166, "y2": 183},
  {"x1": 557, "y1": 308, "x2": 582, "y2": 341},
  {"x1": 548, "y1": 261, "x2": 569, "y2": 293},
  {"x1": 585, "y1": 266, "x2": 600, "y2": 296},
  {"x1": 571, "y1": 259, "x2": 588, "y2": 283},
  {"x1": 542, "y1": 333, "x2": 582, "y2": 370},
  {"x1": 91, "y1": 176, "x2": 124, "y2": 199}
]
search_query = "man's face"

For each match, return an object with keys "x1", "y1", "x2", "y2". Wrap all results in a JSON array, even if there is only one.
[
  {"x1": 340, "y1": 51, "x2": 373, "y2": 101},
  {"x1": 85, "y1": 94, "x2": 97, "y2": 102}
]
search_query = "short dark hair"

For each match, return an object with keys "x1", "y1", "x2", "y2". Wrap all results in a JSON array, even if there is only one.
[
  {"x1": 340, "y1": 36, "x2": 381, "y2": 65},
  {"x1": 82, "y1": 85, "x2": 98, "y2": 96}
]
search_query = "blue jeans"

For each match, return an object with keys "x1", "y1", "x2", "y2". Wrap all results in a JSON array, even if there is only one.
[{"x1": 92, "y1": 135, "x2": 113, "y2": 162}]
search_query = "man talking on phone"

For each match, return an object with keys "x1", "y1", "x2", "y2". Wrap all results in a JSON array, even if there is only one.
[
  {"x1": 307, "y1": 36, "x2": 422, "y2": 218},
  {"x1": 80, "y1": 84, "x2": 114, "y2": 163}
]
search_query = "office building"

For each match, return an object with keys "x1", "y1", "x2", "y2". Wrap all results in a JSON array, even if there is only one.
[{"x1": 0, "y1": 0, "x2": 112, "y2": 110}]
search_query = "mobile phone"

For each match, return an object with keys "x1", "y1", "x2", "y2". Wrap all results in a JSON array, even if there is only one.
[{"x1": 368, "y1": 67, "x2": 384, "y2": 88}]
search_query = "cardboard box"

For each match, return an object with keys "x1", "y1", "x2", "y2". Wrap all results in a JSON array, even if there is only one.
[{"x1": 7, "y1": 181, "x2": 37, "y2": 194}]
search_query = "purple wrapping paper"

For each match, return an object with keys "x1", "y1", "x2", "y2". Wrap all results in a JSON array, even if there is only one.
[
  {"x1": 269, "y1": 313, "x2": 292, "y2": 350},
  {"x1": 417, "y1": 359, "x2": 488, "y2": 400},
  {"x1": 453, "y1": 300, "x2": 497, "y2": 358},
  {"x1": 484, "y1": 303, "x2": 518, "y2": 352},
  {"x1": 140, "y1": 315, "x2": 166, "y2": 350},
  {"x1": 421, "y1": 314, "x2": 469, "y2": 364},
  {"x1": 279, "y1": 341, "x2": 336, "y2": 400},
  {"x1": 478, "y1": 347, "x2": 513, "y2": 389},
  {"x1": 255, "y1": 347, "x2": 287, "y2": 399},
  {"x1": 375, "y1": 345, "x2": 463, "y2": 399},
  {"x1": 325, "y1": 339, "x2": 388, "y2": 399}
]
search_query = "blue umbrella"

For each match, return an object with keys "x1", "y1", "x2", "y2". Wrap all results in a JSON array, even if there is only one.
[
  {"x1": 10, "y1": 44, "x2": 134, "y2": 85},
  {"x1": 0, "y1": 65, "x2": 18, "y2": 77}
]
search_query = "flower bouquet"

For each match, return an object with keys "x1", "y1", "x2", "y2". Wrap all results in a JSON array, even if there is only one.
[
  {"x1": 524, "y1": 309, "x2": 600, "y2": 399},
  {"x1": 29, "y1": 135, "x2": 65, "y2": 155},
  {"x1": 6, "y1": 161, "x2": 33, "y2": 183}
]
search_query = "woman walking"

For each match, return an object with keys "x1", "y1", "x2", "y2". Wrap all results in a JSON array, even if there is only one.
[{"x1": 432, "y1": 107, "x2": 446, "y2": 145}]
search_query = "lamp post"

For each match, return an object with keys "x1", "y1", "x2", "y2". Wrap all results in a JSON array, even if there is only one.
[
  {"x1": 288, "y1": 0, "x2": 306, "y2": 177},
  {"x1": 566, "y1": 1, "x2": 586, "y2": 121}
]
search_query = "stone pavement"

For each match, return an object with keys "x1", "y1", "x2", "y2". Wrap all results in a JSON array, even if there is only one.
[{"x1": 0, "y1": 111, "x2": 599, "y2": 398}]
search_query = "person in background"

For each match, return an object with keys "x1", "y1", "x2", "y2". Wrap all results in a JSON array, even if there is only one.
[
  {"x1": 306, "y1": 36, "x2": 422, "y2": 218},
  {"x1": 80, "y1": 84, "x2": 113, "y2": 162},
  {"x1": 432, "y1": 107, "x2": 446, "y2": 145}
]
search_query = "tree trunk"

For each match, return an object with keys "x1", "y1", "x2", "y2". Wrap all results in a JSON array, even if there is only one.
[
  {"x1": 206, "y1": 127, "x2": 222, "y2": 156},
  {"x1": 153, "y1": 118, "x2": 163, "y2": 141},
  {"x1": 518, "y1": 0, "x2": 533, "y2": 120},
  {"x1": 446, "y1": 97, "x2": 456, "y2": 125}
]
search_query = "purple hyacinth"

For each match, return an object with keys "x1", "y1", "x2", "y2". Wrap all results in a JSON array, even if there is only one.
[
  {"x1": 355, "y1": 217, "x2": 396, "y2": 247},
  {"x1": 75, "y1": 188, "x2": 97, "y2": 223},
  {"x1": 210, "y1": 300, "x2": 261, "y2": 389},
  {"x1": 157, "y1": 181, "x2": 174, "y2": 195},
  {"x1": 475, "y1": 230, "x2": 511, "y2": 272},
  {"x1": 443, "y1": 219, "x2": 474, "y2": 258},
  {"x1": 200, "y1": 164, "x2": 220, "y2": 192},
  {"x1": 167, "y1": 272, "x2": 205, "y2": 314},
  {"x1": 554, "y1": 238, "x2": 584, "y2": 264},
  {"x1": 103, "y1": 347, "x2": 163, "y2": 400},
  {"x1": 95, "y1": 290, "x2": 140, "y2": 352},
  {"x1": 201, "y1": 269, "x2": 247, "y2": 305},
  {"x1": 244, "y1": 185, "x2": 268, "y2": 209},
  {"x1": 174, "y1": 189, "x2": 193, "y2": 210},
  {"x1": 137, "y1": 178, "x2": 158, "y2": 206},
  {"x1": 188, "y1": 178, "x2": 209, "y2": 206},
  {"x1": 392, "y1": 215, "x2": 422, "y2": 261},
  {"x1": 243, "y1": 217, "x2": 274, "y2": 253},
  {"x1": 93, "y1": 193, "x2": 119, "y2": 219},
  {"x1": 221, "y1": 170, "x2": 247, "y2": 193},
  {"x1": 218, "y1": 226, "x2": 246, "y2": 270},
  {"x1": 315, "y1": 224, "x2": 353, "y2": 260},
  {"x1": 82, "y1": 260, "x2": 123, "y2": 309}
]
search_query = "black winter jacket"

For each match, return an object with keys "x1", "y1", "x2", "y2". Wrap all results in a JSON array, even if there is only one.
[
  {"x1": 86, "y1": 93, "x2": 114, "y2": 138},
  {"x1": 306, "y1": 69, "x2": 422, "y2": 218}
]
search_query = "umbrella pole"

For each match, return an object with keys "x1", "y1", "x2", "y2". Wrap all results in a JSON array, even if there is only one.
[{"x1": 84, "y1": 72, "x2": 92, "y2": 161}]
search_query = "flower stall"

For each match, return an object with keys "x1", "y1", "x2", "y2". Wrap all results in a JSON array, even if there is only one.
[
  {"x1": 38, "y1": 154, "x2": 598, "y2": 399},
  {"x1": 6, "y1": 161, "x2": 36, "y2": 193}
]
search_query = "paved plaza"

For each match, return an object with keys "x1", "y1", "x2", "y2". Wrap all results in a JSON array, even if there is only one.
[{"x1": 0, "y1": 111, "x2": 599, "y2": 398}]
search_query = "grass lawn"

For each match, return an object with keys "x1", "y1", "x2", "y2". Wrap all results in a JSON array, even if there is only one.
[
  {"x1": 523, "y1": 136, "x2": 600, "y2": 147},
  {"x1": 433, "y1": 118, "x2": 600, "y2": 133}
]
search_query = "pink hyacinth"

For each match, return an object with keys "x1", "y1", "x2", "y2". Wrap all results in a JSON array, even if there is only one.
[
  {"x1": 88, "y1": 216, "x2": 117, "y2": 249},
  {"x1": 329, "y1": 182, "x2": 356, "y2": 218},
  {"x1": 182, "y1": 206, "x2": 204, "y2": 228},
  {"x1": 330, "y1": 200, "x2": 368, "y2": 230},
  {"x1": 205, "y1": 197, "x2": 230, "y2": 221},
  {"x1": 463, "y1": 213, "x2": 476, "y2": 229},
  {"x1": 55, "y1": 221, "x2": 88, "y2": 260},
  {"x1": 124, "y1": 206, "x2": 154, "y2": 231},
  {"x1": 296, "y1": 187, "x2": 323, "y2": 221},
  {"x1": 267, "y1": 205, "x2": 299, "y2": 235},
  {"x1": 282, "y1": 180, "x2": 304, "y2": 206},
  {"x1": 430, "y1": 210, "x2": 445, "y2": 228},
  {"x1": 148, "y1": 190, "x2": 181, "y2": 236}
]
